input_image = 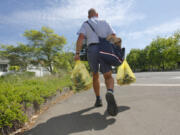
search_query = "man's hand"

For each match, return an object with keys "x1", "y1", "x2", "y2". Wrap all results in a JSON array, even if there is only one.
[{"x1": 74, "y1": 54, "x2": 80, "y2": 61}]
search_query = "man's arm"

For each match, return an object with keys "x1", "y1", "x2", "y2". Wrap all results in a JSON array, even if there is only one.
[{"x1": 74, "y1": 33, "x2": 85, "y2": 61}]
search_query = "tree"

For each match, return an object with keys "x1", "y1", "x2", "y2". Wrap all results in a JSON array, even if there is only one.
[
  {"x1": 0, "y1": 43, "x2": 33, "y2": 70},
  {"x1": 53, "y1": 52, "x2": 74, "y2": 73},
  {"x1": 23, "y1": 26, "x2": 66, "y2": 73},
  {"x1": 147, "y1": 37, "x2": 166, "y2": 70},
  {"x1": 127, "y1": 49, "x2": 141, "y2": 71},
  {"x1": 127, "y1": 30, "x2": 180, "y2": 72},
  {"x1": 173, "y1": 31, "x2": 180, "y2": 67}
]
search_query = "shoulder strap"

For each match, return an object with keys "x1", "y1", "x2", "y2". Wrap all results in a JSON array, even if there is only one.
[{"x1": 85, "y1": 21, "x2": 99, "y2": 37}]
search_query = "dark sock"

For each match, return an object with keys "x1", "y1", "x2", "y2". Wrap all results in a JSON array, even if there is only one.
[
  {"x1": 96, "y1": 96, "x2": 101, "y2": 100},
  {"x1": 107, "y1": 89, "x2": 114, "y2": 93}
]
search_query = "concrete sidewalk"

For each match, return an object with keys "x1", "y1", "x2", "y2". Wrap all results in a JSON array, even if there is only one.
[{"x1": 23, "y1": 72, "x2": 180, "y2": 135}]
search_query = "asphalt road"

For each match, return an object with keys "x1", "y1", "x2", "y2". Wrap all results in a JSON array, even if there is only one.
[{"x1": 23, "y1": 71, "x2": 180, "y2": 135}]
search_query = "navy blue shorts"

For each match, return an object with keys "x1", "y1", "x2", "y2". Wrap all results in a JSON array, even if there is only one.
[{"x1": 87, "y1": 44, "x2": 112, "y2": 74}]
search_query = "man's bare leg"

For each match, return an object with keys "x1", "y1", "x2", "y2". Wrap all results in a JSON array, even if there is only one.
[
  {"x1": 103, "y1": 71, "x2": 118, "y2": 116},
  {"x1": 93, "y1": 72, "x2": 102, "y2": 107},
  {"x1": 103, "y1": 71, "x2": 114, "y2": 90},
  {"x1": 93, "y1": 72, "x2": 100, "y2": 96}
]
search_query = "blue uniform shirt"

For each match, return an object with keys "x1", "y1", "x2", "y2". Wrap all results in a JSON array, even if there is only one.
[{"x1": 77, "y1": 17, "x2": 115, "y2": 45}]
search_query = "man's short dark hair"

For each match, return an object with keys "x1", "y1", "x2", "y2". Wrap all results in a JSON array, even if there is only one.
[{"x1": 88, "y1": 8, "x2": 97, "y2": 18}]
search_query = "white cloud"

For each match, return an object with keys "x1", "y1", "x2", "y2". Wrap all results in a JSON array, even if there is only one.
[
  {"x1": 128, "y1": 18, "x2": 180, "y2": 39},
  {"x1": 0, "y1": 0, "x2": 145, "y2": 29}
]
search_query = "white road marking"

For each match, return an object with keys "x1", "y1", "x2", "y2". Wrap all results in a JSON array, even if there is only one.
[
  {"x1": 100, "y1": 83, "x2": 180, "y2": 87},
  {"x1": 130, "y1": 84, "x2": 180, "y2": 87},
  {"x1": 171, "y1": 76, "x2": 180, "y2": 79}
]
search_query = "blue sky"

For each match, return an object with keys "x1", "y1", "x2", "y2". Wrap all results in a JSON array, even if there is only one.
[{"x1": 0, "y1": 0, "x2": 180, "y2": 53}]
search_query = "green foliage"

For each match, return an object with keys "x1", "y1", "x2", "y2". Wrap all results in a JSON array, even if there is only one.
[
  {"x1": 0, "y1": 72, "x2": 73, "y2": 131},
  {"x1": 8, "y1": 66, "x2": 20, "y2": 72},
  {"x1": 127, "y1": 31, "x2": 180, "y2": 71},
  {"x1": 23, "y1": 26, "x2": 67, "y2": 73},
  {"x1": 0, "y1": 43, "x2": 33, "y2": 70},
  {"x1": 53, "y1": 52, "x2": 74, "y2": 73},
  {"x1": 0, "y1": 26, "x2": 69, "y2": 74}
]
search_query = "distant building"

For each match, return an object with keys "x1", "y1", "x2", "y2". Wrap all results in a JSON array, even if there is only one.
[
  {"x1": 0, "y1": 58, "x2": 10, "y2": 76},
  {"x1": 26, "y1": 64, "x2": 51, "y2": 77},
  {"x1": 0, "y1": 58, "x2": 51, "y2": 77}
]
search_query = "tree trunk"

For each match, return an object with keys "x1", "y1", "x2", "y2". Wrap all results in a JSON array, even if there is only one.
[{"x1": 49, "y1": 63, "x2": 53, "y2": 74}]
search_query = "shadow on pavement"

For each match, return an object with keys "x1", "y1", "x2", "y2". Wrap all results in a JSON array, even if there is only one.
[{"x1": 23, "y1": 106, "x2": 130, "y2": 135}]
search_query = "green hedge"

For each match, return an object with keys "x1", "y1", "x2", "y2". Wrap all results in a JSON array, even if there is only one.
[{"x1": 0, "y1": 72, "x2": 73, "y2": 133}]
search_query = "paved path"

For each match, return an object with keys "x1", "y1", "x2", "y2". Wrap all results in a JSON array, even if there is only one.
[{"x1": 24, "y1": 72, "x2": 180, "y2": 135}]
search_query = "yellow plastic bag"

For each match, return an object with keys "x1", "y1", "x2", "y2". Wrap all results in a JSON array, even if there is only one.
[
  {"x1": 116, "y1": 60, "x2": 136, "y2": 85},
  {"x1": 71, "y1": 60, "x2": 92, "y2": 90}
]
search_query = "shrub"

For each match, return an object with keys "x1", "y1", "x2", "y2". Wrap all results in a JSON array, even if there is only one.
[
  {"x1": 8, "y1": 66, "x2": 20, "y2": 72},
  {"x1": 0, "y1": 72, "x2": 73, "y2": 134}
]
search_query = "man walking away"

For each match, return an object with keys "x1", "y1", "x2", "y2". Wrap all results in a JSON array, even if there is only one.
[{"x1": 74, "y1": 8, "x2": 118, "y2": 116}]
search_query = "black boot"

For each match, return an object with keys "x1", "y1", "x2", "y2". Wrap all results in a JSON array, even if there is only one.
[
  {"x1": 94, "y1": 98, "x2": 103, "y2": 107},
  {"x1": 106, "y1": 92, "x2": 118, "y2": 116}
]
